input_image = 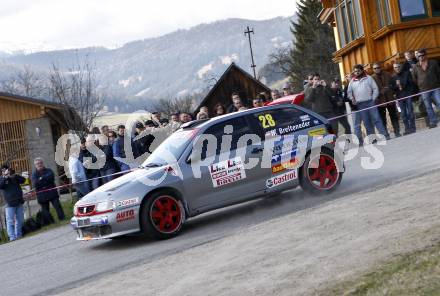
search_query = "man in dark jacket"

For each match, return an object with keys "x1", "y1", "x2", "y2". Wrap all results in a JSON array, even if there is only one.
[
  {"x1": 372, "y1": 63, "x2": 401, "y2": 137},
  {"x1": 391, "y1": 62, "x2": 416, "y2": 135},
  {"x1": 98, "y1": 134, "x2": 120, "y2": 184},
  {"x1": 412, "y1": 48, "x2": 440, "y2": 128},
  {"x1": 0, "y1": 164, "x2": 26, "y2": 241},
  {"x1": 329, "y1": 78, "x2": 352, "y2": 134},
  {"x1": 133, "y1": 121, "x2": 154, "y2": 162},
  {"x1": 31, "y1": 158, "x2": 65, "y2": 221},
  {"x1": 305, "y1": 73, "x2": 338, "y2": 134}
]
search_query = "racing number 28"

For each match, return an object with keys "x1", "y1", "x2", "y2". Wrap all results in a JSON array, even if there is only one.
[{"x1": 258, "y1": 114, "x2": 276, "y2": 128}]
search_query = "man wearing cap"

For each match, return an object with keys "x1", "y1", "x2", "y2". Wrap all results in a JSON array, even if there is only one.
[
  {"x1": 0, "y1": 164, "x2": 26, "y2": 241},
  {"x1": 282, "y1": 82, "x2": 293, "y2": 97},
  {"x1": 134, "y1": 121, "x2": 154, "y2": 160}
]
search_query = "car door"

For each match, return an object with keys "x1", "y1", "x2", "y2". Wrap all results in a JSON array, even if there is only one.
[
  {"x1": 250, "y1": 106, "x2": 322, "y2": 192},
  {"x1": 185, "y1": 115, "x2": 269, "y2": 212}
]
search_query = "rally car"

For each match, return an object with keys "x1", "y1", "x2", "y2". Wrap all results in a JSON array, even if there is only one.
[{"x1": 71, "y1": 104, "x2": 343, "y2": 240}]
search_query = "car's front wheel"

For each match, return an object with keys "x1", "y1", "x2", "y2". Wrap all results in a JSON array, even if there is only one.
[
  {"x1": 299, "y1": 148, "x2": 342, "y2": 195},
  {"x1": 140, "y1": 191, "x2": 185, "y2": 240}
]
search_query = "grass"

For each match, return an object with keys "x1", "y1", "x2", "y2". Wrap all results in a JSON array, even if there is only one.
[
  {"x1": 322, "y1": 240, "x2": 440, "y2": 296},
  {"x1": 0, "y1": 199, "x2": 75, "y2": 245}
]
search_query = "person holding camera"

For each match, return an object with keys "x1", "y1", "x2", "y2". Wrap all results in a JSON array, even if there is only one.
[
  {"x1": 305, "y1": 73, "x2": 338, "y2": 134},
  {"x1": 0, "y1": 164, "x2": 26, "y2": 241}
]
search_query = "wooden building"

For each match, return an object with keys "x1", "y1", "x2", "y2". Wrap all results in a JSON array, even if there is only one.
[
  {"x1": 319, "y1": 0, "x2": 440, "y2": 75},
  {"x1": 0, "y1": 92, "x2": 75, "y2": 176},
  {"x1": 196, "y1": 63, "x2": 271, "y2": 114}
]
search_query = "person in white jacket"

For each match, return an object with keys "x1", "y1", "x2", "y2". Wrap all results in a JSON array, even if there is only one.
[{"x1": 347, "y1": 64, "x2": 390, "y2": 142}]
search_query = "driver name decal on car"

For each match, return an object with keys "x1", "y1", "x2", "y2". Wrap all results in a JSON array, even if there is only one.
[
  {"x1": 265, "y1": 121, "x2": 311, "y2": 137},
  {"x1": 209, "y1": 157, "x2": 246, "y2": 188},
  {"x1": 266, "y1": 170, "x2": 298, "y2": 188}
]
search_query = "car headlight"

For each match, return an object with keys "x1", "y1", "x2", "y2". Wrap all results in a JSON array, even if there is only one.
[{"x1": 96, "y1": 201, "x2": 116, "y2": 213}]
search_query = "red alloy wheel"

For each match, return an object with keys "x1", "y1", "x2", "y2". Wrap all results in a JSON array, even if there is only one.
[
  {"x1": 150, "y1": 196, "x2": 182, "y2": 234},
  {"x1": 307, "y1": 154, "x2": 339, "y2": 190}
]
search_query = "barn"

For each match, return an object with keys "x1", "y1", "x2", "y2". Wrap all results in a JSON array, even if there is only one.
[
  {"x1": 0, "y1": 92, "x2": 78, "y2": 177},
  {"x1": 195, "y1": 63, "x2": 271, "y2": 115}
]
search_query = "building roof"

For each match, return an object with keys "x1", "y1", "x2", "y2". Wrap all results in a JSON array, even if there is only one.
[
  {"x1": 0, "y1": 92, "x2": 65, "y2": 110},
  {"x1": 196, "y1": 62, "x2": 271, "y2": 112}
]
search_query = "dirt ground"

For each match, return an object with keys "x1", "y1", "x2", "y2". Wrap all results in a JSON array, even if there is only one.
[{"x1": 58, "y1": 170, "x2": 440, "y2": 296}]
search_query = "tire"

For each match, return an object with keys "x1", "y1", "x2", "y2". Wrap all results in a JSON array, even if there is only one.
[
  {"x1": 140, "y1": 191, "x2": 185, "y2": 240},
  {"x1": 299, "y1": 148, "x2": 342, "y2": 195}
]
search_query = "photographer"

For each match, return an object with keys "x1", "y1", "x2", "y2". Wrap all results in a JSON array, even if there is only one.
[
  {"x1": 0, "y1": 164, "x2": 26, "y2": 241},
  {"x1": 305, "y1": 73, "x2": 338, "y2": 134}
]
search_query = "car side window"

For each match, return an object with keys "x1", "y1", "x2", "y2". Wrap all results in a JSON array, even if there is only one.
[
  {"x1": 252, "y1": 108, "x2": 317, "y2": 137},
  {"x1": 201, "y1": 117, "x2": 252, "y2": 158}
]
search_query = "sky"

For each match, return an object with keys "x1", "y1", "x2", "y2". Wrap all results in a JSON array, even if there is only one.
[{"x1": 0, "y1": 0, "x2": 297, "y2": 52}]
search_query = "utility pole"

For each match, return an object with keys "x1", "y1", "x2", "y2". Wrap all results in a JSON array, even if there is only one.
[{"x1": 244, "y1": 26, "x2": 257, "y2": 79}]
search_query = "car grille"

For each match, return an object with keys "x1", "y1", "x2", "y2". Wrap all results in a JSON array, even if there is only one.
[{"x1": 76, "y1": 205, "x2": 96, "y2": 216}]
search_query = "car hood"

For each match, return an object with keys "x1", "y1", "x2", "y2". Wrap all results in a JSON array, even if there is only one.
[{"x1": 77, "y1": 166, "x2": 165, "y2": 205}]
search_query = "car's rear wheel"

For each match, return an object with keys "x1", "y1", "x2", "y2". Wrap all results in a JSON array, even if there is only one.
[
  {"x1": 300, "y1": 149, "x2": 342, "y2": 195},
  {"x1": 140, "y1": 191, "x2": 185, "y2": 240}
]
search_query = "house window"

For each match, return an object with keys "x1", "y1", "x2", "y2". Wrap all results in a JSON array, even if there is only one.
[
  {"x1": 398, "y1": 0, "x2": 427, "y2": 20},
  {"x1": 432, "y1": 0, "x2": 440, "y2": 16},
  {"x1": 335, "y1": 0, "x2": 364, "y2": 47},
  {"x1": 376, "y1": 0, "x2": 392, "y2": 28}
]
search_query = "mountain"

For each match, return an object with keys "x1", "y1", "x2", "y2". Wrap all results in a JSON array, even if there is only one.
[{"x1": 0, "y1": 16, "x2": 295, "y2": 111}]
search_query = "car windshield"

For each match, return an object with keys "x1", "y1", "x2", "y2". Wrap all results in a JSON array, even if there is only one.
[{"x1": 142, "y1": 129, "x2": 197, "y2": 167}]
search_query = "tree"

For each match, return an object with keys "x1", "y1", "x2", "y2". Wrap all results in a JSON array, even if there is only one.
[
  {"x1": 152, "y1": 95, "x2": 197, "y2": 115},
  {"x1": 48, "y1": 60, "x2": 103, "y2": 132},
  {"x1": 271, "y1": 0, "x2": 339, "y2": 91},
  {"x1": 0, "y1": 66, "x2": 46, "y2": 97}
]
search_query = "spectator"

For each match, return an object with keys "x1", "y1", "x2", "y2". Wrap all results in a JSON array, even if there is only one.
[
  {"x1": 199, "y1": 106, "x2": 209, "y2": 117},
  {"x1": 170, "y1": 113, "x2": 180, "y2": 124},
  {"x1": 151, "y1": 112, "x2": 167, "y2": 127},
  {"x1": 270, "y1": 89, "x2": 281, "y2": 101},
  {"x1": 259, "y1": 92, "x2": 268, "y2": 102},
  {"x1": 100, "y1": 125, "x2": 109, "y2": 136},
  {"x1": 227, "y1": 93, "x2": 244, "y2": 113},
  {"x1": 343, "y1": 73, "x2": 364, "y2": 142},
  {"x1": 133, "y1": 121, "x2": 154, "y2": 158},
  {"x1": 98, "y1": 134, "x2": 120, "y2": 183},
  {"x1": 329, "y1": 77, "x2": 352, "y2": 134},
  {"x1": 82, "y1": 135, "x2": 101, "y2": 190},
  {"x1": 402, "y1": 51, "x2": 418, "y2": 73},
  {"x1": 372, "y1": 63, "x2": 401, "y2": 137},
  {"x1": 179, "y1": 112, "x2": 193, "y2": 123},
  {"x1": 412, "y1": 48, "x2": 440, "y2": 128},
  {"x1": 347, "y1": 64, "x2": 390, "y2": 140},
  {"x1": 196, "y1": 112, "x2": 209, "y2": 120},
  {"x1": 113, "y1": 124, "x2": 134, "y2": 172},
  {"x1": 252, "y1": 96, "x2": 264, "y2": 108},
  {"x1": 304, "y1": 74, "x2": 314, "y2": 91},
  {"x1": 391, "y1": 62, "x2": 416, "y2": 135},
  {"x1": 282, "y1": 82, "x2": 293, "y2": 96},
  {"x1": 31, "y1": 158, "x2": 65, "y2": 221},
  {"x1": 68, "y1": 141, "x2": 89, "y2": 199},
  {"x1": 91, "y1": 127, "x2": 100, "y2": 134},
  {"x1": 213, "y1": 103, "x2": 226, "y2": 116},
  {"x1": 304, "y1": 73, "x2": 338, "y2": 134},
  {"x1": 0, "y1": 164, "x2": 25, "y2": 241},
  {"x1": 107, "y1": 130, "x2": 117, "y2": 145}
]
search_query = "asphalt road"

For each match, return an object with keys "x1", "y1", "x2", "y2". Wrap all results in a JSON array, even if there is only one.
[{"x1": 1, "y1": 127, "x2": 439, "y2": 296}]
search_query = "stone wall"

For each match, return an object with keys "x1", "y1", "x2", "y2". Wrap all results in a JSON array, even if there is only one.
[{"x1": 25, "y1": 117, "x2": 60, "y2": 186}]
